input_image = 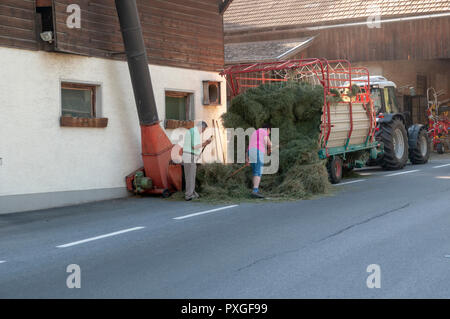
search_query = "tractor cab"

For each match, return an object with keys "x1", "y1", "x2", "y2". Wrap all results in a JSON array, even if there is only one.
[
  {"x1": 345, "y1": 75, "x2": 399, "y2": 115},
  {"x1": 368, "y1": 76, "x2": 400, "y2": 115}
]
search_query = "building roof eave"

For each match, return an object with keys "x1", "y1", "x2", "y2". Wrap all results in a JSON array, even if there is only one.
[{"x1": 220, "y1": 0, "x2": 234, "y2": 15}]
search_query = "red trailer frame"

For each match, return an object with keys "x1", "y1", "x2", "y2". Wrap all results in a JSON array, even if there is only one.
[{"x1": 221, "y1": 58, "x2": 376, "y2": 158}]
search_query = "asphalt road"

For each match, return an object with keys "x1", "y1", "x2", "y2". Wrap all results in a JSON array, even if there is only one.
[{"x1": 0, "y1": 155, "x2": 449, "y2": 298}]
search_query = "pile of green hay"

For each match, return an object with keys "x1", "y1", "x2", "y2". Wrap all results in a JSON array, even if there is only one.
[{"x1": 196, "y1": 82, "x2": 331, "y2": 202}]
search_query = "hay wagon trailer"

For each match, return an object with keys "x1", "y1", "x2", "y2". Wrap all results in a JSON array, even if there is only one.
[{"x1": 221, "y1": 59, "x2": 380, "y2": 184}]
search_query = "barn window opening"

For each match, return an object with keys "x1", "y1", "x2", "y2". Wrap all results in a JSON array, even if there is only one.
[
  {"x1": 36, "y1": 0, "x2": 55, "y2": 46},
  {"x1": 202, "y1": 81, "x2": 221, "y2": 105}
]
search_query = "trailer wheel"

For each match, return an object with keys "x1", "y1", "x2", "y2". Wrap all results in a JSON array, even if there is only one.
[
  {"x1": 437, "y1": 142, "x2": 445, "y2": 154},
  {"x1": 408, "y1": 126, "x2": 430, "y2": 164},
  {"x1": 379, "y1": 118, "x2": 409, "y2": 170},
  {"x1": 327, "y1": 156, "x2": 343, "y2": 184}
]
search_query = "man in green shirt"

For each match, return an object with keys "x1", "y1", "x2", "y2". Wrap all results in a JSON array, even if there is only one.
[{"x1": 183, "y1": 121, "x2": 212, "y2": 201}]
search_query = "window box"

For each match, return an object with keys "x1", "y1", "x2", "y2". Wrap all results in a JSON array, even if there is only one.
[
  {"x1": 164, "y1": 119, "x2": 194, "y2": 130},
  {"x1": 60, "y1": 116, "x2": 108, "y2": 128}
]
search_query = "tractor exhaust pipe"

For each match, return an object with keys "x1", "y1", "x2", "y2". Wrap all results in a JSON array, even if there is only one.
[
  {"x1": 114, "y1": 0, "x2": 158, "y2": 125},
  {"x1": 115, "y1": 0, "x2": 182, "y2": 195}
]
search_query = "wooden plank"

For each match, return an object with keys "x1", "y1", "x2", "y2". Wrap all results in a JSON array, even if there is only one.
[
  {"x1": 0, "y1": 15, "x2": 35, "y2": 31},
  {"x1": 0, "y1": 1, "x2": 37, "y2": 51},
  {"x1": 54, "y1": 23, "x2": 225, "y2": 58},
  {"x1": 138, "y1": 0, "x2": 221, "y2": 22},
  {"x1": 0, "y1": 4, "x2": 36, "y2": 20},
  {"x1": 287, "y1": 17, "x2": 450, "y2": 62},
  {"x1": 139, "y1": 13, "x2": 225, "y2": 41},
  {"x1": 0, "y1": 24, "x2": 36, "y2": 41},
  {"x1": 52, "y1": 0, "x2": 225, "y2": 71},
  {"x1": 0, "y1": 0, "x2": 35, "y2": 11},
  {"x1": 60, "y1": 116, "x2": 108, "y2": 128},
  {"x1": 36, "y1": 0, "x2": 52, "y2": 7},
  {"x1": 0, "y1": 35, "x2": 37, "y2": 50},
  {"x1": 54, "y1": 13, "x2": 224, "y2": 47},
  {"x1": 137, "y1": 1, "x2": 222, "y2": 29},
  {"x1": 167, "y1": 0, "x2": 218, "y2": 13}
]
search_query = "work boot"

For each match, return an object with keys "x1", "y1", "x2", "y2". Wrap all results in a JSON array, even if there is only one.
[
  {"x1": 185, "y1": 194, "x2": 195, "y2": 201},
  {"x1": 251, "y1": 191, "x2": 265, "y2": 199}
]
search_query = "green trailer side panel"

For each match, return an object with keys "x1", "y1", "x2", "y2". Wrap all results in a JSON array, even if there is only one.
[{"x1": 318, "y1": 141, "x2": 379, "y2": 160}]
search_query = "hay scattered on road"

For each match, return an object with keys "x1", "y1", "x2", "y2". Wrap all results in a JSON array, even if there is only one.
[{"x1": 192, "y1": 82, "x2": 331, "y2": 202}]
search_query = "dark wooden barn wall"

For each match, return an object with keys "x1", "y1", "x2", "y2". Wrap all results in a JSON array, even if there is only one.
[
  {"x1": 301, "y1": 17, "x2": 450, "y2": 61},
  {"x1": 0, "y1": 0, "x2": 38, "y2": 50},
  {"x1": 53, "y1": 0, "x2": 225, "y2": 71},
  {"x1": 225, "y1": 17, "x2": 450, "y2": 62}
]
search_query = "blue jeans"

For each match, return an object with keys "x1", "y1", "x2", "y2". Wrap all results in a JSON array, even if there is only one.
[{"x1": 249, "y1": 148, "x2": 264, "y2": 177}]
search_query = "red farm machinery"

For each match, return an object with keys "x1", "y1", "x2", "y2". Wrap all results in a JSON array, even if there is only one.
[
  {"x1": 114, "y1": 0, "x2": 182, "y2": 197},
  {"x1": 427, "y1": 87, "x2": 450, "y2": 154}
]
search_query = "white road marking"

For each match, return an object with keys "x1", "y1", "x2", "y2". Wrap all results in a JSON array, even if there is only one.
[
  {"x1": 333, "y1": 179, "x2": 367, "y2": 186},
  {"x1": 385, "y1": 170, "x2": 420, "y2": 177},
  {"x1": 433, "y1": 163, "x2": 450, "y2": 169},
  {"x1": 0, "y1": 261, "x2": 6, "y2": 264},
  {"x1": 56, "y1": 227, "x2": 146, "y2": 248},
  {"x1": 173, "y1": 205, "x2": 239, "y2": 220}
]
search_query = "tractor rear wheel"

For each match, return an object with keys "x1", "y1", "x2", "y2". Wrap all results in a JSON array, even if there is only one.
[
  {"x1": 327, "y1": 156, "x2": 343, "y2": 184},
  {"x1": 379, "y1": 118, "x2": 409, "y2": 170},
  {"x1": 437, "y1": 142, "x2": 445, "y2": 154},
  {"x1": 409, "y1": 127, "x2": 430, "y2": 164}
]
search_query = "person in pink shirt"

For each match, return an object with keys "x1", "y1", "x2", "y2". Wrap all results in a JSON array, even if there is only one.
[{"x1": 247, "y1": 123, "x2": 272, "y2": 198}]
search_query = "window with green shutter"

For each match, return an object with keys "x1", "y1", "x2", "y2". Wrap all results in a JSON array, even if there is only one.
[{"x1": 165, "y1": 91, "x2": 192, "y2": 121}]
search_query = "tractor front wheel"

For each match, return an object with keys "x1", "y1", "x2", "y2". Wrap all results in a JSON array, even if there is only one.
[
  {"x1": 379, "y1": 119, "x2": 409, "y2": 170},
  {"x1": 327, "y1": 156, "x2": 343, "y2": 184},
  {"x1": 408, "y1": 127, "x2": 430, "y2": 164}
]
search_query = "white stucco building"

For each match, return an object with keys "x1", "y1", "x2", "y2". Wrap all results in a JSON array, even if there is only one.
[{"x1": 0, "y1": 0, "x2": 229, "y2": 214}]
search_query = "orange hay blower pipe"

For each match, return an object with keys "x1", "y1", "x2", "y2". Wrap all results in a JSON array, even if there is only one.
[{"x1": 116, "y1": 0, "x2": 182, "y2": 197}]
